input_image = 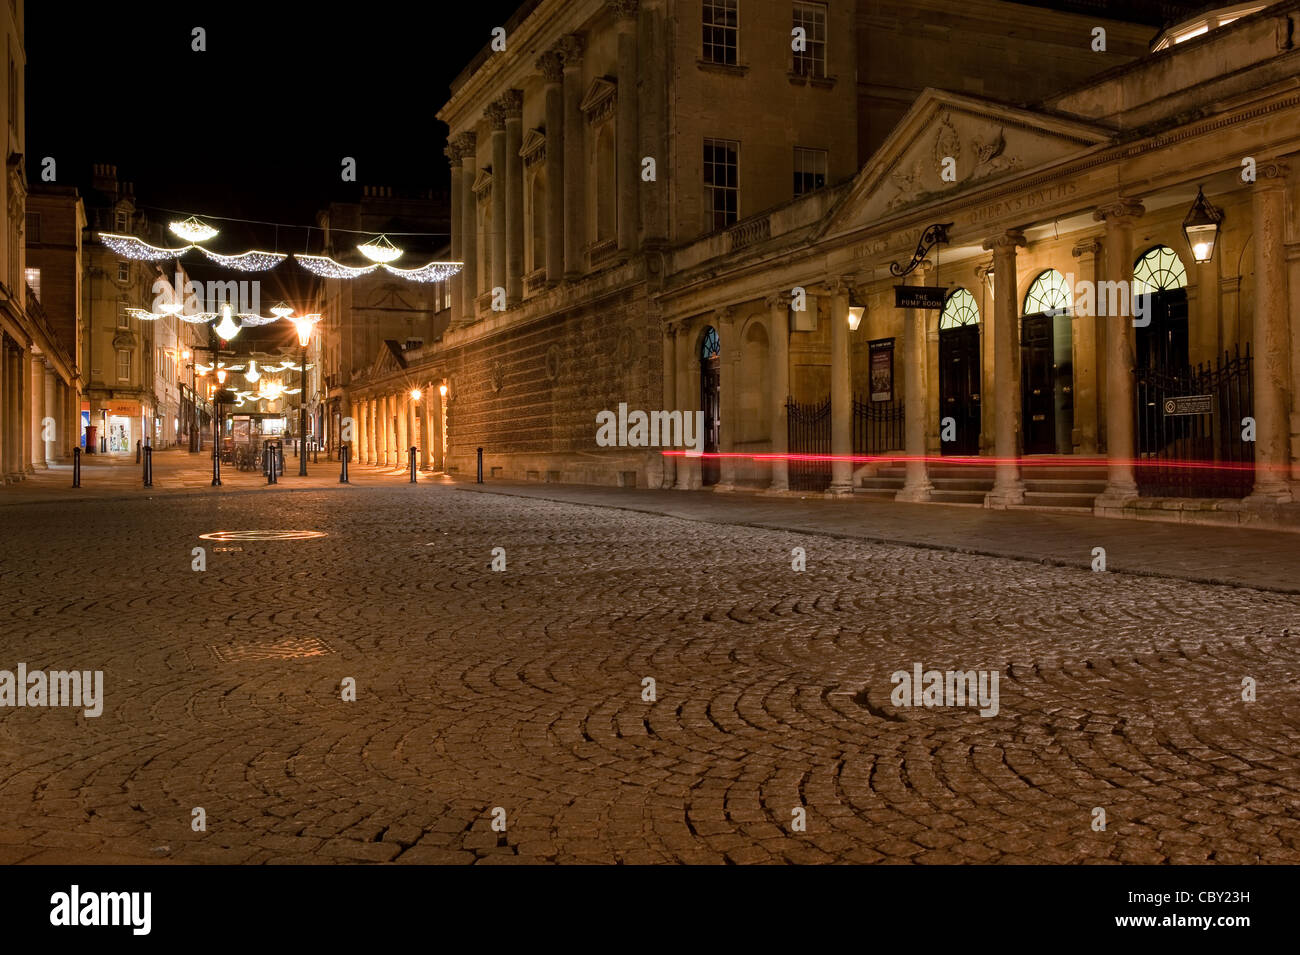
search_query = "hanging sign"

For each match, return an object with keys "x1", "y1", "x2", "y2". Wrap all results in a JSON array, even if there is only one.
[{"x1": 894, "y1": 286, "x2": 947, "y2": 309}]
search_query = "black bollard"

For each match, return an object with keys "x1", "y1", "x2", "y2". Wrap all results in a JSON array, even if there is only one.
[
  {"x1": 72, "y1": 447, "x2": 80, "y2": 488},
  {"x1": 143, "y1": 446, "x2": 153, "y2": 487},
  {"x1": 477, "y1": 447, "x2": 483, "y2": 484},
  {"x1": 339, "y1": 444, "x2": 350, "y2": 484},
  {"x1": 313, "y1": 442, "x2": 318, "y2": 465},
  {"x1": 277, "y1": 441, "x2": 285, "y2": 476},
  {"x1": 135, "y1": 439, "x2": 141, "y2": 464},
  {"x1": 409, "y1": 446, "x2": 417, "y2": 483}
]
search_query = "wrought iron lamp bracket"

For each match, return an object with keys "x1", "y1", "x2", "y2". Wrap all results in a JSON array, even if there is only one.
[{"x1": 890, "y1": 223, "x2": 953, "y2": 277}]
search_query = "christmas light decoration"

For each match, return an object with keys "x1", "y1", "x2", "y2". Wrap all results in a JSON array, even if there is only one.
[
  {"x1": 170, "y1": 216, "x2": 219, "y2": 243},
  {"x1": 293, "y1": 253, "x2": 461, "y2": 283},
  {"x1": 194, "y1": 246, "x2": 287, "y2": 271},
  {"x1": 244, "y1": 360, "x2": 261, "y2": 383},
  {"x1": 270, "y1": 302, "x2": 295, "y2": 319},
  {"x1": 294, "y1": 254, "x2": 379, "y2": 279},
  {"x1": 125, "y1": 307, "x2": 162, "y2": 321},
  {"x1": 100, "y1": 233, "x2": 192, "y2": 261},
  {"x1": 358, "y1": 234, "x2": 403, "y2": 263},
  {"x1": 214, "y1": 304, "x2": 241, "y2": 341}
]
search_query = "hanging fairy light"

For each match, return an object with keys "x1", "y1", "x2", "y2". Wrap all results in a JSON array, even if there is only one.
[
  {"x1": 100, "y1": 233, "x2": 192, "y2": 261},
  {"x1": 357, "y1": 234, "x2": 403, "y2": 263},
  {"x1": 244, "y1": 359, "x2": 261, "y2": 383},
  {"x1": 169, "y1": 216, "x2": 219, "y2": 243},
  {"x1": 213, "y1": 303, "x2": 241, "y2": 341},
  {"x1": 194, "y1": 246, "x2": 287, "y2": 271},
  {"x1": 294, "y1": 253, "x2": 461, "y2": 283},
  {"x1": 270, "y1": 302, "x2": 294, "y2": 319}
]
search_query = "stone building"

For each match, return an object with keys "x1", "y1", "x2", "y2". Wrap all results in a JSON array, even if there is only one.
[
  {"x1": 0, "y1": 0, "x2": 79, "y2": 482},
  {"x1": 24, "y1": 184, "x2": 87, "y2": 464},
  {"x1": 347, "y1": 0, "x2": 1298, "y2": 526},
  {"x1": 316, "y1": 185, "x2": 452, "y2": 460}
]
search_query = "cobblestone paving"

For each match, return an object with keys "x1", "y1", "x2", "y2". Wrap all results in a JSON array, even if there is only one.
[{"x1": 0, "y1": 484, "x2": 1297, "y2": 864}]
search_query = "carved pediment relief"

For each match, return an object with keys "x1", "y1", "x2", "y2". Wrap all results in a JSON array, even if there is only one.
[
  {"x1": 822, "y1": 90, "x2": 1111, "y2": 235},
  {"x1": 579, "y1": 77, "x2": 616, "y2": 124},
  {"x1": 472, "y1": 167, "x2": 493, "y2": 195},
  {"x1": 520, "y1": 128, "x2": 546, "y2": 166}
]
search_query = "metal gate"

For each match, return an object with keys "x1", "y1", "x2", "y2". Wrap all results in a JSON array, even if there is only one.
[
  {"x1": 786, "y1": 396, "x2": 905, "y2": 492},
  {"x1": 1135, "y1": 344, "x2": 1254, "y2": 498},
  {"x1": 854, "y1": 396, "x2": 905, "y2": 456},
  {"x1": 786, "y1": 397, "x2": 830, "y2": 491}
]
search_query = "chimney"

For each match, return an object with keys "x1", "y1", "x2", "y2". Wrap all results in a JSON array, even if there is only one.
[{"x1": 91, "y1": 163, "x2": 118, "y2": 197}]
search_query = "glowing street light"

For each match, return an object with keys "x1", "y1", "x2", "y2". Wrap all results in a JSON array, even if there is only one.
[{"x1": 1183, "y1": 186, "x2": 1223, "y2": 264}]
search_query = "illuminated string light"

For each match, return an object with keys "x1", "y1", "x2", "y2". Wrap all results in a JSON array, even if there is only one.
[
  {"x1": 169, "y1": 216, "x2": 219, "y2": 242},
  {"x1": 244, "y1": 360, "x2": 261, "y2": 383},
  {"x1": 357, "y1": 234, "x2": 403, "y2": 263},
  {"x1": 295, "y1": 254, "x2": 379, "y2": 279},
  {"x1": 380, "y1": 261, "x2": 461, "y2": 283},
  {"x1": 194, "y1": 246, "x2": 287, "y2": 271},
  {"x1": 214, "y1": 304, "x2": 241, "y2": 341},
  {"x1": 99, "y1": 233, "x2": 192, "y2": 261}
]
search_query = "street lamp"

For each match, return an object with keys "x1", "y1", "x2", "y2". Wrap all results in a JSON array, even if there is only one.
[
  {"x1": 1183, "y1": 186, "x2": 1223, "y2": 264},
  {"x1": 289, "y1": 311, "x2": 318, "y2": 476}
]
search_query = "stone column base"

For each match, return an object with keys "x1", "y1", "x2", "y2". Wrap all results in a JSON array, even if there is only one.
[
  {"x1": 1245, "y1": 484, "x2": 1293, "y2": 506},
  {"x1": 984, "y1": 482, "x2": 1025, "y2": 509},
  {"x1": 826, "y1": 482, "x2": 855, "y2": 497},
  {"x1": 896, "y1": 482, "x2": 934, "y2": 503}
]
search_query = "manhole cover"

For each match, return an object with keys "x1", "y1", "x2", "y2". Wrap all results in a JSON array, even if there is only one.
[
  {"x1": 209, "y1": 637, "x2": 335, "y2": 662},
  {"x1": 199, "y1": 530, "x2": 328, "y2": 542}
]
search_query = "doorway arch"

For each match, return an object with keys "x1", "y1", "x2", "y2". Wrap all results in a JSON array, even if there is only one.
[
  {"x1": 939, "y1": 288, "x2": 981, "y2": 455},
  {"x1": 1021, "y1": 269, "x2": 1074, "y2": 454}
]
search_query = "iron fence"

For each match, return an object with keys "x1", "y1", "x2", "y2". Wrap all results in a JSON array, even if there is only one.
[
  {"x1": 786, "y1": 395, "x2": 905, "y2": 492},
  {"x1": 1135, "y1": 344, "x2": 1254, "y2": 498}
]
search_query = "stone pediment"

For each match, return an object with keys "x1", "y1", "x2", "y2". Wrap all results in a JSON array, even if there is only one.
[
  {"x1": 579, "y1": 77, "x2": 616, "y2": 123},
  {"x1": 520, "y1": 128, "x2": 546, "y2": 165},
  {"x1": 370, "y1": 340, "x2": 407, "y2": 379},
  {"x1": 822, "y1": 89, "x2": 1112, "y2": 234},
  {"x1": 472, "y1": 167, "x2": 493, "y2": 195},
  {"x1": 364, "y1": 282, "x2": 417, "y2": 311}
]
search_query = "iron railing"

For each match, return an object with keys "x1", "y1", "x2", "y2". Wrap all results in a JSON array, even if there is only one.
[
  {"x1": 786, "y1": 395, "x2": 905, "y2": 492},
  {"x1": 1135, "y1": 344, "x2": 1254, "y2": 498}
]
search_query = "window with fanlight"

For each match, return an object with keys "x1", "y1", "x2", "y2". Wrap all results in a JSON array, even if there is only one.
[
  {"x1": 1132, "y1": 246, "x2": 1188, "y2": 296},
  {"x1": 939, "y1": 288, "x2": 981, "y2": 329},
  {"x1": 1023, "y1": 269, "x2": 1072, "y2": 315}
]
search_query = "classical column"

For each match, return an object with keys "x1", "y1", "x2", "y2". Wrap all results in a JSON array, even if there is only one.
[
  {"x1": 1071, "y1": 238, "x2": 1103, "y2": 455},
  {"x1": 503, "y1": 89, "x2": 524, "y2": 304},
  {"x1": 446, "y1": 140, "x2": 464, "y2": 326},
  {"x1": 559, "y1": 33, "x2": 587, "y2": 279},
  {"x1": 17, "y1": 346, "x2": 30, "y2": 477},
  {"x1": 0, "y1": 340, "x2": 8, "y2": 481},
  {"x1": 433, "y1": 383, "x2": 445, "y2": 470},
  {"x1": 373, "y1": 396, "x2": 384, "y2": 466},
  {"x1": 359, "y1": 397, "x2": 370, "y2": 464},
  {"x1": 459, "y1": 132, "x2": 479, "y2": 321},
  {"x1": 419, "y1": 388, "x2": 431, "y2": 470},
  {"x1": 661, "y1": 322, "x2": 677, "y2": 489},
  {"x1": 613, "y1": 0, "x2": 639, "y2": 255},
  {"x1": 674, "y1": 322, "x2": 700, "y2": 489},
  {"x1": 487, "y1": 101, "x2": 508, "y2": 304},
  {"x1": 32, "y1": 357, "x2": 47, "y2": 469},
  {"x1": 397, "y1": 392, "x2": 409, "y2": 466},
  {"x1": 386, "y1": 394, "x2": 397, "y2": 466},
  {"x1": 1248, "y1": 164, "x2": 1293, "y2": 503},
  {"x1": 715, "y1": 307, "x2": 736, "y2": 490},
  {"x1": 767, "y1": 291, "x2": 792, "y2": 492},
  {"x1": 1094, "y1": 200, "x2": 1144, "y2": 507},
  {"x1": 898, "y1": 266, "x2": 934, "y2": 502},
  {"x1": 984, "y1": 230, "x2": 1028, "y2": 507},
  {"x1": 827, "y1": 279, "x2": 854, "y2": 495},
  {"x1": 368, "y1": 397, "x2": 378, "y2": 465},
  {"x1": 537, "y1": 50, "x2": 566, "y2": 285}
]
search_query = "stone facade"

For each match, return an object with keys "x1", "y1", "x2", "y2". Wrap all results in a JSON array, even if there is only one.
[{"x1": 342, "y1": 0, "x2": 1300, "y2": 525}]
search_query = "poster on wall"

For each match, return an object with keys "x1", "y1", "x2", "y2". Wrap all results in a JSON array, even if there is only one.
[{"x1": 869, "y1": 338, "x2": 895, "y2": 402}]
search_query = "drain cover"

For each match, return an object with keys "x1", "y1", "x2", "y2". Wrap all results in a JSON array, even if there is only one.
[
  {"x1": 199, "y1": 530, "x2": 327, "y2": 542},
  {"x1": 209, "y1": 637, "x2": 335, "y2": 662}
]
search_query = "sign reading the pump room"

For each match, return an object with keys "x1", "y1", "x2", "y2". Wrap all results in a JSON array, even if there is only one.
[{"x1": 894, "y1": 286, "x2": 947, "y2": 309}]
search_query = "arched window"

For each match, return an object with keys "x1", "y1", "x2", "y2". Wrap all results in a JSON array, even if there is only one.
[
  {"x1": 939, "y1": 288, "x2": 980, "y2": 329},
  {"x1": 1132, "y1": 245, "x2": 1188, "y2": 296},
  {"x1": 700, "y1": 325, "x2": 720, "y2": 361},
  {"x1": 1023, "y1": 269, "x2": 1072, "y2": 315}
]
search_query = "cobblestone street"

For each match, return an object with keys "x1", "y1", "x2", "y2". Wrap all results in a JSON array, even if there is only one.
[{"x1": 1, "y1": 481, "x2": 1297, "y2": 864}]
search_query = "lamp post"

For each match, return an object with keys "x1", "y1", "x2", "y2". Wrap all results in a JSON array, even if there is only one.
[{"x1": 278, "y1": 304, "x2": 317, "y2": 478}]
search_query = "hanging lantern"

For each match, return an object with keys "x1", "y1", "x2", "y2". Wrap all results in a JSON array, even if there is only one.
[
  {"x1": 357, "y1": 234, "x2": 403, "y2": 263},
  {"x1": 213, "y1": 303, "x2": 241, "y2": 341},
  {"x1": 1182, "y1": 186, "x2": 1223, "y2": 265}
]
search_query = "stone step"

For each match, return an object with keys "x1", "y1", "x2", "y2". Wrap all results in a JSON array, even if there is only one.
[
  {"x1": 1022, "y1": 478, "x2": 1107, "y2": 494},
  {"x1": 931, "y1": 489, "x2": 988, "y2": 504},
  {"x1": 1021, "y1": 490, "x2": 1099, "y2": 508}
]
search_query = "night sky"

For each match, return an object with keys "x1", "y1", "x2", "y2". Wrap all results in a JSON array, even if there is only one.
[{"x1": 27, "y1": 0, "x2": 522, "y2": 244}]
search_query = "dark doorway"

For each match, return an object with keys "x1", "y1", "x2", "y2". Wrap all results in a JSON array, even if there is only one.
[
  {"x1": 1021, "y1": 314, "x2": 1055, "y2": 454},
  {"x1": 939, "y1": 324, "x2": 981, "y2": 455},
  {"x1": 1136, "y1": 288, "x2": 1189, "y2": 376},
  {"x1": 700, "y1": 326, "x2": 720, "y2": 486}
]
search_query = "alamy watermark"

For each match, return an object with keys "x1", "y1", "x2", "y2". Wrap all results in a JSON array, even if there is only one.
[
  {"x1": 0, "y1": 664, "x2": 103, "y2": 717},
  {"x1": 596, "y1": 402, "x2": 704, "y2": 453},
  {"x1": 152, "y1": 272, "x2": 261, "y2": 316},
  {"x1": 890, "y1": 662, "x2": 999, "y2": 717}
]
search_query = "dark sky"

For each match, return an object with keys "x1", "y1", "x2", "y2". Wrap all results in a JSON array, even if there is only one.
[{"x1": 27, "y1": 0, "x2": 522, "y2": 231}]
